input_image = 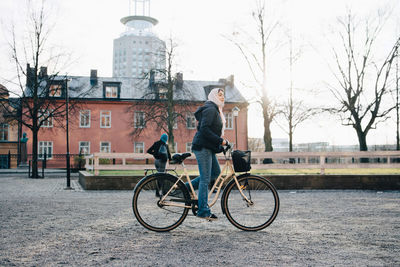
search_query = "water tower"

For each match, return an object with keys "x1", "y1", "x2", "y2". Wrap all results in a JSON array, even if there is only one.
[{"x1": 113, "y1": 0, "x2": 165, "y2": 78}]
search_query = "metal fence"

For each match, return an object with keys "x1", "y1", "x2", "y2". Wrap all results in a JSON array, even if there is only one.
[{"x1": 0, "y1": 152, "x2": 85, "y2": 171}]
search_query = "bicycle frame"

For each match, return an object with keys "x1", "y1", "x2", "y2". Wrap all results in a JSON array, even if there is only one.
[{"x1": 159, "y1": 154, "x2": 252, "y2": 209}]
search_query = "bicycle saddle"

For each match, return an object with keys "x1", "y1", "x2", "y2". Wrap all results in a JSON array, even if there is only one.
[{"x1": 171, "y1": 153, "x2": 191, "y2": 164}]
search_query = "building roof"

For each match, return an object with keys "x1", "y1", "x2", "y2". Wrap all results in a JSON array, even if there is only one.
[
  {"x1": 0, "y1": 84, "x2": 9, "y2": 96},
  {"x1": 54, "y1": 75, "x2": 247, "y2": 104}
]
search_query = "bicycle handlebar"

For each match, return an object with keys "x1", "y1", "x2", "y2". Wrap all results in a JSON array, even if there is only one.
[{"x1": 223, "y1": 141, "x2": 234, "y2": 155}]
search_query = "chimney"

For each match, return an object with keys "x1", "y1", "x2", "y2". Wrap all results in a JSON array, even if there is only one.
[
  {"x1": 90, "y1": 69, "x2": 98, "y2": 86},
  {"x1": 226, "y1": 74, "x2": 234, "y2": 87},
  {"x1": 219, "y1": 75, "x2": 234, "y2": 88},
  {"x1": 175, "y1": 72, "x2": 183, "y2": 89},
  {"x1": 39, "y1": 66, "x2": 47, "y2": 78}
]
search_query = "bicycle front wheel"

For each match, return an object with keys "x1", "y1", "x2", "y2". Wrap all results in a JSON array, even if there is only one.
[
  {"x1": 222, "y1": 174, "x2": 279, "y2": 231},
  {"x1": 132, "y1": 173, "x2": 190, "y2": 232}
]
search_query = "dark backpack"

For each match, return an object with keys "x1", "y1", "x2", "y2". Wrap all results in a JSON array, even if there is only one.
[{"x1": 157, "y1": 144, "x2": 168, "y2": 162}]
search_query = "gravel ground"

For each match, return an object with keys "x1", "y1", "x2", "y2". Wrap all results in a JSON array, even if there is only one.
[{"x1": 0, "y1": 176, "x2": 399, "y2": 266}]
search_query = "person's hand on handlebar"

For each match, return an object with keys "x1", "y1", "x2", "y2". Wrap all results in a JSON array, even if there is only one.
[{"x1": 222, "y1": 139, "x2": 233, "y2": 152}]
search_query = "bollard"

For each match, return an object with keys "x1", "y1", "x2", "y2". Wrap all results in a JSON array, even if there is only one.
[
  {"x1": 43, "y1": 152, "x2": 47, "y2": 168},
  {"x1": 8, "y1": 150, "x2": 11, "y2": 169}
]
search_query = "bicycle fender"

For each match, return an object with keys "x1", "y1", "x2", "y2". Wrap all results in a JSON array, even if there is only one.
[{"x1": 220, "y1": 173, "x2": 257, "y2": 215}]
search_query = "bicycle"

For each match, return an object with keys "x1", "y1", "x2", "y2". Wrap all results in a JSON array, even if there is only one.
[{"x1": 132, "y1": 144, "x2": 280, "y2": 232}]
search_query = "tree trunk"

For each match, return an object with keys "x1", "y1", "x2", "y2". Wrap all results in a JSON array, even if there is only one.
[
  {"x1": 263, "y1": 111, "x2": 273, "y2": 152},
  {"x1": 356, "y1": 129, "x2": 369, "y2": 163}
]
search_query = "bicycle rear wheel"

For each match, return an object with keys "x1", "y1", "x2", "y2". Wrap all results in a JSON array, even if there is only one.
[
  {"x1": 132, "y1": 173, "x2": 190, "y2": 232},
  {"x1": 222, "y1": 174, "x2": 279, "y2": 231}
]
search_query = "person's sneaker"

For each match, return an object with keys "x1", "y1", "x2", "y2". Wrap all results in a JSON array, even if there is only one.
[{"x1": 197, "y1": 213, "x2": 218, "y2": 221}]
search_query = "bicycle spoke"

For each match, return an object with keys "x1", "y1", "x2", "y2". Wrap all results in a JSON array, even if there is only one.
[
  {"x1": 223, "y1": 175, "x2": 279, "y2": 231},
  {"x1": 132, "y1": 174, "x2": 189, "y2": 232}
]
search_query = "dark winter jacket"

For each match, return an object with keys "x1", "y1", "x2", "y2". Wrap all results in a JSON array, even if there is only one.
[
  {"x1": 147, "y1": 140, "x2": 172, "y2": 162},
  {"x1": 192, "y1": 101, "x2": 224, "y2": 153}
]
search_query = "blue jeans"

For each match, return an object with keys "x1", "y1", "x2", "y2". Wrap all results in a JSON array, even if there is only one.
[{"x1": 189, "y1": 148, "x2": 221, "y2": 217}]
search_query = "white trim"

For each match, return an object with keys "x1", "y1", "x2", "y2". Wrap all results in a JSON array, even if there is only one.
[
  {"x1": 100, "y1": 110, "x2": 111, "y2": 128},
  {"x1": 134, "y1": 142, "x2": 145, "y2": 153},
  {"x1": 79, "y1": 110, "x2": 91, "y2": 128},
  {"x1": 186, "y1": 112, "x2": 196, "y2": 129},
  {"x1": 100, "y1": 141, "x2": 111, "y2": 153},
  {"x1": 186, "y1": 142, "x2": 192, "y2": 152},
  {"x1": 40, "y1": 109, "x2": 53, "y2": 128},
  {"x1": 134, "y1": 111, "x2": 145, "y2": 128},
  {"x1": 38, "y1": 141, "x2": 53, "y2": 159},
  {"x1": 79, "y1": 141, "x2": 90, "y2": 155},
  {"x1": 224, "y1": 112, "x2": 233, "y2": 130}
]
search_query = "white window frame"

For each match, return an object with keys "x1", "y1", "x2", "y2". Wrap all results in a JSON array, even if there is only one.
[
  {"x1": 224, "y1": 112, "x2": 233, "y2": 130},
  {"x1": 100, "y1": 111, "x2": 111, "y2": 128},
  {"x1": 79, "y1": 110, "x2": 91, "y2": 128},
  {"x1": 105, "y1": 86, "x2": 118, "y2": 98},
  {"x1": 0, "y1": 123, "x2": 9, "y2": 141},
  {"x1": 186, "y1": 113, "x2": 196, "y2": 129},
  {"x1": 79, "y1": 141, "x2": 90, "y2": 155},
  {"x1": 40, "y1": 110, "x2": 53, "y2": 128},
  {"x1": 134, "y1": 111, "x2": 145, "y2": 128},
  {"x1": 100, "y1": 141, "x2": 111, "y2": 153},
  {"x1": 38, "y1": 141, "x2": 53, "y2": 159},
  {"x1": 186, "y1": 142, "x2": 192, "y2": 153},
  {"x1": 134, "y1": 142, "x2": 144, "y2": 153}
]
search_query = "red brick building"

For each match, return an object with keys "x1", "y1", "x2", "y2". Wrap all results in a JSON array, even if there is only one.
[{"x1": 22, "y1": 70, "x2": 248, "y2": 166}]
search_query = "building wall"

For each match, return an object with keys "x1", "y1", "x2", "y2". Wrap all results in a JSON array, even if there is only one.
[{"x1": 22, "y1": 100, "x2": 248, "y2": 166}]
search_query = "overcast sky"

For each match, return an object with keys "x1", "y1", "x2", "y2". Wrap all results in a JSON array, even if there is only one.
[{"x1": 0, "y1": 0, "x2": 399, "y2": 146}]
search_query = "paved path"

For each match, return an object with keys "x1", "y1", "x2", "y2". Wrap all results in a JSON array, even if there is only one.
[{"x1": 0, "y1": 176, "x2": 399, "y2": 266}]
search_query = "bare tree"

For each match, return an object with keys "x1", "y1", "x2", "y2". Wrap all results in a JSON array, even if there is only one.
[
  {"x1": 227, "y1": 0, "x2": 281, "y2": 152},
  {"x1": 128, "y1": 38, "x2": 193, "y2": 152},
  {"x1": 327, "y1": 10, "x2": 400, "y2": 152},
  {"x1": 275, "y1": 32, "x2": 317, "y2": 152},
  {"x1": 0, "y1": 1, "x2": 88, "y2": 177}
]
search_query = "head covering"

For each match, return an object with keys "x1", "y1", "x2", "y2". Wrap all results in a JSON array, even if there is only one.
[
  {"x1": 208, "y1": 88, "x2": 226, "y2": 137},
  {"x1": 160, "y1": 133, "x2": 168, "y2": 143}
]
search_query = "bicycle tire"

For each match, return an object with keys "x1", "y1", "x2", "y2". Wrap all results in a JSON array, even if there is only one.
[
  {"x1": 222, "y1": 174, "x2": 279, "y2": 231},
  {"x1": 132, "y1": 173, "x2": 190, "y2": 232}
]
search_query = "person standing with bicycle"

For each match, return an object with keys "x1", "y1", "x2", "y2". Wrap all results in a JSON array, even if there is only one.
[{"x1": 190, "y1": 88, "x2": 229, "y2": 221}]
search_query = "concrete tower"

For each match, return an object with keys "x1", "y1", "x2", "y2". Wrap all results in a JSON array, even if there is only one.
[{"x1": 113, "y1": 0, "x2": 165, "y2": 78}]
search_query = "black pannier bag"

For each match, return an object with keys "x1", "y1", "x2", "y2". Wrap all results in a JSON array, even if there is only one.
[{"x1": 232, "y1": 150, "x2": 251, "y2": 172}]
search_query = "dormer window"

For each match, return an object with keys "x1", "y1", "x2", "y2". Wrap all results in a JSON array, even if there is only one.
[
  {"x1": 103, "y1": 82, "x2": 121, "y2": 99},
  {"x1": 158, "y1": 87, "x2": 168, "y2": 99},
  {"x1": 106, "y1": 86, "x2": 118, "y2": 98},
  {"x1": 49, "y1": 84, "x2": 62, "y2": 97}
]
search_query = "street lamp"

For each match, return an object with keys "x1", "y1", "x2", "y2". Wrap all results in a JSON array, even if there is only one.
[
  {"x1": 65, "y1": 78, "x2": 73, "y2": 190},
  {"x1": 232, "y1": 106, "x2": 240, "y2": 148}
]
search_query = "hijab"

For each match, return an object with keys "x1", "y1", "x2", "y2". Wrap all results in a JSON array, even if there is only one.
[{"x1": 208, "y1": 88, "x2": 226, "y2": 136}]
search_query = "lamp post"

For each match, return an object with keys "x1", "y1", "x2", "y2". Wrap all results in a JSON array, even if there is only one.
[
  {"x1": 232, "y1": 106, "x2": 240, "y2": 148},
  {"x1": 65, "y1": 78, "x2": 72, "y2": 190}
]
